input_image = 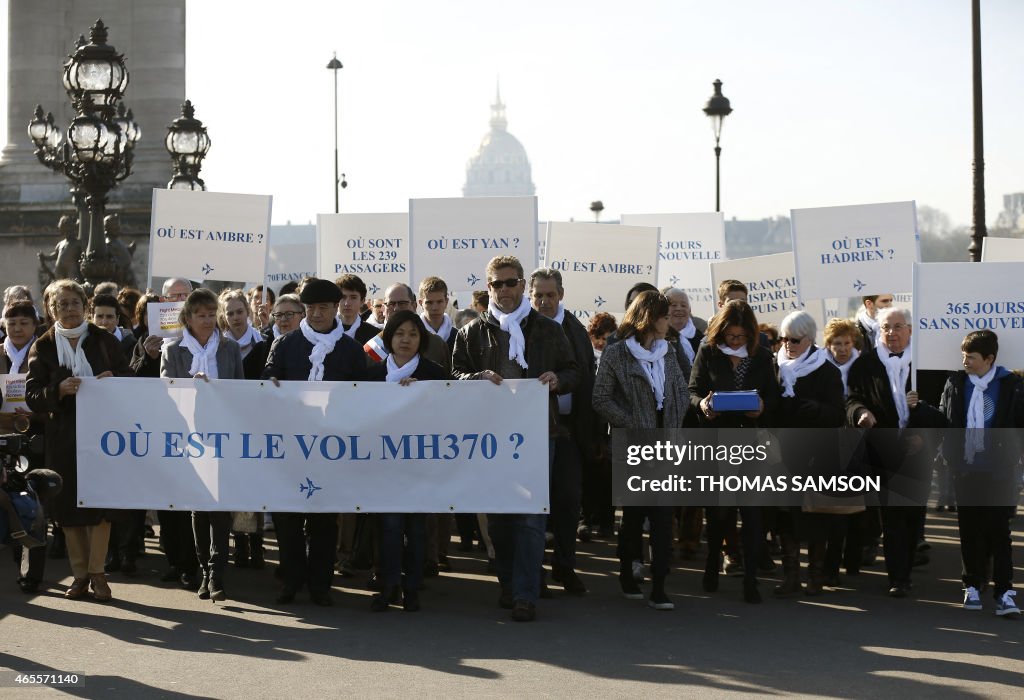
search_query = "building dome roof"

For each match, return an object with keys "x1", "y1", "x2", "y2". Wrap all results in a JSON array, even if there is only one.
[{"x1": 463, "y1": 86, "x2": 536, "y2": 197}]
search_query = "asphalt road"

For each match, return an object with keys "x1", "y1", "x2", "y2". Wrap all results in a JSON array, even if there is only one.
[{"x1": 1, "y1": 510, "x2": 1022, "y2": 698}]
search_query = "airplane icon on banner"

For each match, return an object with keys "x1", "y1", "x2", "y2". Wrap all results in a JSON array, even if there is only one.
[{"x1": 299, "y1": 478, "x2": 322, "y2": 499}]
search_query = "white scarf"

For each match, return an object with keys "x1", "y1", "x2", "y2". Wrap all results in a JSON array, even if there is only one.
[
  {"x1": 385, "y1": 353, "x2": 420, "y2": 383},
  {"x1": 3, "y1": 337, "x2": 31, "y2": 374},
  {"x1": 965, "y1": 364, "x2": 997, "y2": 463},
  {"x1": 875, "y1": 334, "x2": 912, "y2": 429},
  {"x1": 228, "y1": 321, "x2": 261, "y2": 351},
  {"x1": 366, "y1": 315, "x2": 385, "y2": 329},
  {"x1": 180, "y1": 326, "x2": 220, "y2": 379},
  {"x1": 777, "y1": 345, "x2": 829, "y2": 398},
  {"x1": 552, "y1": 302, "x2": 566, "y2": 325},
  {"x1": 717, "y1": 343, "x2": 749, "y2": 358},
  {"x1": 421, "y1": 312, "x2": 453, "y2": 341},
  {"x1": 54, "y1": 321, "x2": 93, "y2": 377},
  {"x1": 300, "y1": 318, "x2": 346, "y2": 381},
  {"x1": 113, "y1": 326, "x2": 123, "y2": 341},
  {"x1": 856, "y1": 307, "x2": 879, "y2": 344},
  {"x1": 488, "y1": 296, "x2": 531, "y2": 369},
  {"x1": 272, "y1": 324, "x2": 283, "y2": 339},
  {"x1": 827, "y1": 347, "x2": 860, "y2": 396},
  {"x1": 626, "y1": 337, "x2": 668, "y2": 410},
  {"x1": 678, "y1": 319, "x2": 696, "y2": 364},
  {"x1": 341, "y1": 313, "x2": 362, "y2": 340}
]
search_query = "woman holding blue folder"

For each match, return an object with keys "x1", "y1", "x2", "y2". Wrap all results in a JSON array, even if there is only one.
[{"x1": 689, "y1": 299, "x2": 780, "y2": 603}]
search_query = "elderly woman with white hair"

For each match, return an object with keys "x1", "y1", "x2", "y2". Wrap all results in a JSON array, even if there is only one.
[{"x1": 773, "y1": 310, "x2": 846, "y2": 597}]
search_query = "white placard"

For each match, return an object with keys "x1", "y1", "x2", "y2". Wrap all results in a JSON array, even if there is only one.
[
  {"x1": 409, "y1": 197, "x2": 537, "y2": 298},
  {"x1": 148, "y1": 189, "x2": 272, "y2": 285},
  {"x1": 791, "y1": 201, "x2": 919, "y2": 301},
  {"x1": 545, "y1": 221, "x2": 659, "y2": 320},
  {"x1": 621, "y1": 212, "x2": 725, "y2": 321},
  {"x1": 711, "y1": 252, "x2": 826, "y2": 341},
  {"x1": 147, "y1": 301, "x2": 185, "y2": 338},
  {"x1": 981, "y1": 236, "x2": 1024, "y2": 262},
  {"x1": 912, "y1": 262, "x2": 1024, "y2": 370},
  {"x1": 1, "y1": 373, "x2": 27, "y2": 413},
  {"x1": 317, "y1": 213, "x2": 409, "y2": 298},
  {"x1": 265, "y1": 225, "x2": 316, "y2": 293},
  {"x1": 76, "y1": 377, "x2": 549, "y2": 513}
]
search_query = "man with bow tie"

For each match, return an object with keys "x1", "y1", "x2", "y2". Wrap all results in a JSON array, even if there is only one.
[{"x1": 846, "y1": 306, "x2": 945, "y2": 598}]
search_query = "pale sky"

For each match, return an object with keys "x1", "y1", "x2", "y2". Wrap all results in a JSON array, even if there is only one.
[{"x1": 3, "y1": 0, "x2": 1023, "y2": 227}]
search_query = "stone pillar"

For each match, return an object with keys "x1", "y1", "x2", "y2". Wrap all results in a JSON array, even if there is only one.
[{"x1": 0, "y1": 0, "x2": 186, "y2": 235}]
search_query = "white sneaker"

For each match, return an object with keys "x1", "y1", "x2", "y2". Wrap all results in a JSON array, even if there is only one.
[
  {"x1": 963, "y1": 586, "x2": 982, "y2": 610},
  {"x1": 995, "y1": 590, "x2": 1020, "y2": 617}
]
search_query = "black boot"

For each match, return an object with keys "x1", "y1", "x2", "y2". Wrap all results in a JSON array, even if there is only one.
[
  {"x1": 249, "y1": 533, "x2": 265, "y2": 570},
  {"x1": 648, "y1": 575, "x2": 674, "y2": 610},
  {"x1": 773, "y1": 533, "x2": 802, "y2": 597},
  {"x1": 805, "y1": 539, "x2": 826, "y2": 596},
  {"x1": 233, "y1": 533, "x2": 250, "y2": 568}
]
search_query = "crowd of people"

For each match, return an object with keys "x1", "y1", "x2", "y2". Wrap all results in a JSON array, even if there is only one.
[{"x1": 1, "y1": 256, "x2": 1020, "y2": 622}]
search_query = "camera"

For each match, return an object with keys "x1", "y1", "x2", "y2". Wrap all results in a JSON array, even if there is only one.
[{"x1": 0, "y1": 431, "x2": 58, "y2": 550}]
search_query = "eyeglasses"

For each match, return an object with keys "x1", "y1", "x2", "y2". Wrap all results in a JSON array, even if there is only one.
[
  {"x1": 881, "y1": 324, "x2": 908, "y2": 333},
  {"x1": 723, "y1": 333, "x2": 748, "y2": 343},
  {"x1": 272, "y1": 311, "x2": 302, "y2": 320},
  {"x1": 779, "y1": 336, "x2": 805, "y2": 345},
  {"x1": 385, "y1": 300, "x2": 412, "y2": 310},
  {"x1": 487, "y1": 277, "x2": 523, "y2": 290}
]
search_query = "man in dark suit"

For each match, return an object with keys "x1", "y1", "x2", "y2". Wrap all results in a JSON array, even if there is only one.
[
  {"x1": 529, "y1": 267, "x2": 594, "y2": 595},
  {"x1": 846, "y1": 306, "x2": 943, "y2": 598},
  {"x1": 262, "y1": 278, "x2": 365, "y2": 606}
]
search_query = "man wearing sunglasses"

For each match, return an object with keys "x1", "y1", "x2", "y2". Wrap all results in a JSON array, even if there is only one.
[{"x1": 453, "y1": 255, "x2": 579, "y2": 622}]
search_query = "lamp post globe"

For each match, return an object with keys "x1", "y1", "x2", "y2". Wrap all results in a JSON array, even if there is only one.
[{"x1": 165, "y1": 100, "x2": 211, "y2": 191}]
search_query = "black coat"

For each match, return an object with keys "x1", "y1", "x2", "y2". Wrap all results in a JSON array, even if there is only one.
[
  {"x1": 777, "y1": 350, "x2": 846, "y2": 429},
  {"x1": 561, "y1": 312, "x2": 598, "y2": 458},
  {"x1": 364, "y1": 356, "x2": 449, "y2": 382},
  {"x1": 261, "y1": 324, "x2": 365, "y2": 382},
  {"x1": 688, "y1": 343, "x2": 780, "y2": 428},
  {"x1": 243, "y1": 338, "x2": 271, "y2": 380},
  {"x1": 129, "y1": 330, "x2": 160, "y2": 378},
  {"x1": 25, "y1": 324, "x2": 132, "y2": 527},
  {"x1": 939, "y1": 369, "x2": 1024, "y2": 477}
]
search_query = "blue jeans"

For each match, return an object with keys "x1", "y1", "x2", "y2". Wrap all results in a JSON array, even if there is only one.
[
  {"x1": 487, "y1": 439, "x2": 554, "y2": 604},
  {"x1": 378, "y1": 513, "x2": 426, "y2": 592}
]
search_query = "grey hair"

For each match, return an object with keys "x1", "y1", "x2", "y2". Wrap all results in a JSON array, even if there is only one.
[
  {"x1": 780, "y1": 310, "x2": 816, "y2": 341},
  {"x1": 660, "y1": 286, "x2": 690, "y2": 302},
  {"x1": 274, "y1": 293, "x2": 303, "y2": 310},
  {"x1": 877, "y1": 306, "x2": 912, "y2": 328},
  {"x1": 529, "y1": 267, "x2": 563, "y2": 292},
  {"x1": 161, "y1": 277, "x2": 193, "y2": 295}
]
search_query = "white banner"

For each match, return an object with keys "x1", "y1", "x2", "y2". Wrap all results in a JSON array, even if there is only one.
[
  {"x1": 317, "y1": 213, "x2": 409, "y2": 298},
  {"x1": 545, "y1": 221, "x2": 659, "y2": 320},
  {"x1": 912, "y1": 262, "x2": 1024, "y2": 370},
  {"x1": 265, "y1": 225, "x2": 316, "y2": 293},
  {"x1": 621, "y1": 212, "x2": 725, "y2": 321},
  {"x1": 981, "y1": 236, "x2": 1024, "y2": 262},
  {"x1": 711, "y1": 252, "x2": 826, "y2": 341},
  {"x1": 148, "y1": 189, "x2": 272, "y2": 285},
  {"x1": 790, "y1": 201, "x2": 919, "y2": 301},
  {"x1": 409, "y1": 197, "x2": 538, "y2": 298},
  {"x1": 76, "y1": 377, "x2": 549, "y2": 513}
]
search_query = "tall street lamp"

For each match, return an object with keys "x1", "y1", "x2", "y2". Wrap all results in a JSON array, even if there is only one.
[
  {"x1": 703, "y1": 79, "x2": 733, "y2": 213},
  {"x1": 968, "y1": 0, "x2": 986, "y2": 261},
  {"x1": 165, "y1": 100, "x2": 211, "y2": 190},
  {"x1": 28, "y1": 19, "x2": 140, "y2": 293},
  {"x1": 327, "y1": 52, "x2": 345, "y2": 213}
]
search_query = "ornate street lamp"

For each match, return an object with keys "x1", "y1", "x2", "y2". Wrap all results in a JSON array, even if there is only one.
[
  {"x1": 27, "y1": 19, "x2": 139, "y2": 292},
  {"x1": 165, "y1": 100, "x2": 211, "y2": 191},
  {"x1": 703, "y1": 79, "x2": 733, "y2": 213}
]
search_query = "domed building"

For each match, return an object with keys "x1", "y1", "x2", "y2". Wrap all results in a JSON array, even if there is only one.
[{"x1": 463, "y1": 86, "x2": 536, "y2": 197}]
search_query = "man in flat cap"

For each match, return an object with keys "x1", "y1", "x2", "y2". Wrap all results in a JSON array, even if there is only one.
[{"x1": 262, "y1": 277, "x2": 365, "y2": 606}]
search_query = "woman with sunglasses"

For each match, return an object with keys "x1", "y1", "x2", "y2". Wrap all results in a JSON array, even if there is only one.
[
  {"x1": 593, "y1": 291, "x2": 689, "y2": 611},
  {"x1": 689, "y1": 299, "x2": 780, "y2": 603},
  {"x1": 772, "y1": 310, "x2": 845, "y2": 597},
  {"x1": 364, "y1": 310, "x2": 449, "y2": 612}
]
